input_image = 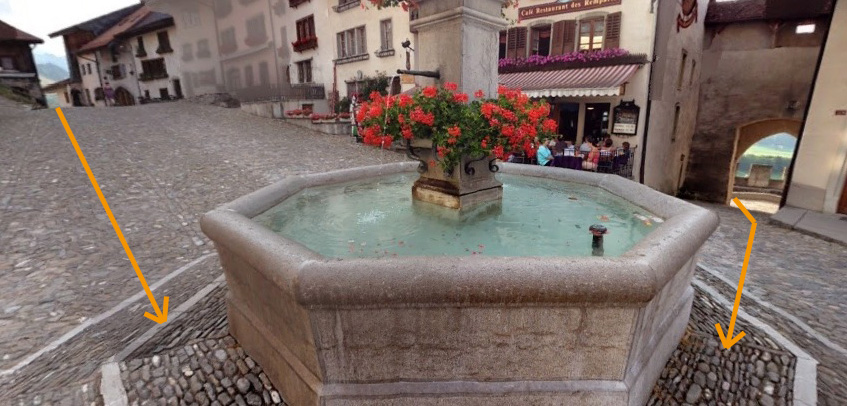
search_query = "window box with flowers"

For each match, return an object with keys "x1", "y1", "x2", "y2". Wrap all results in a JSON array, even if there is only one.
[
  {"x1": 498, "y1": 49, "x2": 648, "y2": 74},
  {"x1": 289, "y1": 0, "x2": 309, "y2": 7},
  {"x1": 357, "y1": 83, "x2": 557, "y2": 207},
  {"x1": 285, "y1": 108, "x2": 313, "y2": 118},
  {"x1": 310, "y1": 112, "x2": 352, "y2": 124},
  {"x1": 292, "y1": 36, "x2": 318, "y2": 52}
]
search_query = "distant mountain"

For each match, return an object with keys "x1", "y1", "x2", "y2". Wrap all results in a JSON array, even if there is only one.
[
  {"x1": 37, "y1": 63, "x2": 69, "y2": 84},
  {"x1": 33, "y1": 52, "x2": 68, "y2": 72}
]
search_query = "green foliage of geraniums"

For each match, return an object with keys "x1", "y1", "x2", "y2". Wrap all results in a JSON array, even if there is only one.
[{"x1": 356, "y1": 83, "x2": 558, "y2": 173}]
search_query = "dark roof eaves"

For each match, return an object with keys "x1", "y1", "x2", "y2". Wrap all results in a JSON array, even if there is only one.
[
  {"x1": 49, "y1": 3, "x2": 144, "y2": 38},
  {"x1": 116, "y1": 16, "x2": 175, "y2": 39}
]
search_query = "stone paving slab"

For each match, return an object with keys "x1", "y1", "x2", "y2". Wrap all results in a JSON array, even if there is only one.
[{"x1": 771, "y1": 207, "x2": 847, "y2": 246}]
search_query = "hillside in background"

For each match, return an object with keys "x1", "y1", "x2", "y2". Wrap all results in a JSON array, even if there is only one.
[
  {"x1": 34, "y1": 51, "x2": 69, "y2": 84},
  {"x1": 34, "y1": 51, "x2": 68, "y2": 71},
  {"x1": 37, "y1": 63, "x2": 68, "y2": 84}
]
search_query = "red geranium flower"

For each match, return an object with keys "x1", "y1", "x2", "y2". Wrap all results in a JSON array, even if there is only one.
[
  {"x1": 422, "y1": 86, "x2": 438, "y2": 98},
  {"x1": 447, "y1": 125, "x2": 461, "y2": 137},
  {"x1": 474, "y1": 90, "x2": 485, "y2": 98},
  {"x1": 444, "y1": 82, "x2": 458, "y2": 91},
  {"x1": 453, "y1": 93, "x2": 468, "y2": 103}
]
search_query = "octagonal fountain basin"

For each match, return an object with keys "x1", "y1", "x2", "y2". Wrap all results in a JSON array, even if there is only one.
[{"x1": 200, "y1": 162, "x2": 718, "y2": 406}]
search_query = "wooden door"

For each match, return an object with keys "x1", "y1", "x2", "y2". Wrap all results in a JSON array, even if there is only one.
[
  {"x1": 115, "y1": 87, "x2": 135, "y2": 106},
  {"x1": 838, "y1": 176, "x2": 847, "y2": 214}
]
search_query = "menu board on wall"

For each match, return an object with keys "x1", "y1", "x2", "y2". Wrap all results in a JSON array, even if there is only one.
[
  {"x1": 518, "y1": 0, "x2": 622, "y2": 21},
  {"x1": 612, "y1": 100, "x2": 640, "y2": 136}
]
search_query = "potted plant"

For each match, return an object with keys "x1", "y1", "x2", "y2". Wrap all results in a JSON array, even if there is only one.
[
  {"x1": 356, "y1": 83, "x2": 557, "y2": 208},
  {"x1": 358, "y1": 83, "x2": 556, "y2": 172}
]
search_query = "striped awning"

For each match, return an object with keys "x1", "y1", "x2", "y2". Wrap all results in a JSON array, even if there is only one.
[{"x1": 499, "y1": 64, "x2": 641, "y2": 98}]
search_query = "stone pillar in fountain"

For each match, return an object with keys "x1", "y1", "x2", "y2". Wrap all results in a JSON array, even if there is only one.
[
  {"x1": 411, "y1": 0, "x2": 506, "y2": 98},
  {"x1": 409, "y1": 0, "x2": 508, "y2": 210}
]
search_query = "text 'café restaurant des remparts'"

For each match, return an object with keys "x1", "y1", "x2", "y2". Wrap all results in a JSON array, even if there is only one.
[{"x1": 498, "y1": 0, "x2": 703, "y2": 185}]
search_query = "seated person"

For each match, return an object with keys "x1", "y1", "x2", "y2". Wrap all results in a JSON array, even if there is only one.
[
  {"x1": 563, "y1": 141, "x2": 576, "y2": 157},
  {"x1": 579, "y1": 139, "x2": 593, "y2": 155},
  {"x1": 537, "y1": 140, "x2": 554, "y2": 167},
  {"x1": 582, "y1": 143, "x2": 600, "y2": 171}
]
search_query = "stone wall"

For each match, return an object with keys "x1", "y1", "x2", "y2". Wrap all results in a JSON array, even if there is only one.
[
  {"x1": 642, "y1": 0, "x2": 709, "y2": 195},
  {"x1": 682, "y1": 20, "x2": 824, "y2": 203},
  {"x1": 785, "y1": 0, "x2": 847, "y2": 214}
]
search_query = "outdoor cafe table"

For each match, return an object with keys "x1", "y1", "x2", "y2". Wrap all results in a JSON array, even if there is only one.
[{"x1": 552, "y1": 155, "x2": 584, "y2": 170}]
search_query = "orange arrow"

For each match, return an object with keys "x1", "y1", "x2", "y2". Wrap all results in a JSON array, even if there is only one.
[
  {"x1": 56, "y1": 108, "x2": 169, "y2": 324},
  {"x1": 715, "y1": 197, "x2": 757, "y2": 349}
]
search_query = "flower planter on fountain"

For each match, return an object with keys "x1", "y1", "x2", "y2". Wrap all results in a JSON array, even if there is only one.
[{"x1": 407, "y1": 138, "x2": 502, "y2": 209}]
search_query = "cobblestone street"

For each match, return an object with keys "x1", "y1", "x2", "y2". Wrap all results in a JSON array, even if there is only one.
[
  {"x1": 0, "y1": 99, "x2": 404, "y2": 402},
  {"x1": 694, "y1": 202, "x2": 847, "y2": 405},
  {"x1": 1, "y1": 98, "x2": 845, "y2": 405}
]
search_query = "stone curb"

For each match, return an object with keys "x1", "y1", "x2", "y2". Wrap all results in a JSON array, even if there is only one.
[
  {"x1": 100, "y1": 273, "x2": 227, "y2": 406},
  {"x1": 100, "y1": 362, "x2": 128, "y2": 406},
  {"x1": 692, "y1": 277, "x2": 818, "y2": 406},
  {"x1": 698, "y1": 263, "x2": 847, "y2": 358},
  {"x1": 0, "y1": 254, "x2": 214, "y2": 378}
]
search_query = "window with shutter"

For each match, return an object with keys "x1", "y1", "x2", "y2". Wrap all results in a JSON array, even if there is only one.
[
  {"x1": 530, "y1": 25, "x2": 552, "y2": 56},
  {"x1": 579, "y1": 17, "x2": 605, "y2": 51},
  {"x1": 551, "y1": 20, "x2": 576, "y2": 55},
  {"x1": 605, "y1": 12, "x2": 622, "y2": 49},
  {"x1": 506, "y1": 27, "x2": 527, "y2": 59},
  {"x1": 499, "y1": 31, "x2": 507, "y2": 59}
]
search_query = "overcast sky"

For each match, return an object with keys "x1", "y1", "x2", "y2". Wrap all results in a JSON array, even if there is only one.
[{"x1": 0, "y1": 0, "x2": 140, "y2": 57}]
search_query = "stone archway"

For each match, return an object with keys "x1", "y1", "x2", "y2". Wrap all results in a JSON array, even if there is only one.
[
  {"x1": 727, "y1": 119, "x2": 802, "y2": 204},
  {"x1": 114, "y1": 87, "x2": 135, "y2": 106}
]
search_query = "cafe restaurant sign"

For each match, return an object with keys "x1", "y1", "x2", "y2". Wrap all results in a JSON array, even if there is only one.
[{"x1": 519, "y1": 0, "x2": 622, "y2": 21}]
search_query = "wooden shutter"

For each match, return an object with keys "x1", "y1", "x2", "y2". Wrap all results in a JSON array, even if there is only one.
[
  {"x1": 605, "y1": 12, "x2": 622, "y2": 49},
  {"x1": 552, "y1": 20, "x2": 576, "y2": 55},
  {"x1": 507, "y1": 27, "x2": 528, "y2": 59}
]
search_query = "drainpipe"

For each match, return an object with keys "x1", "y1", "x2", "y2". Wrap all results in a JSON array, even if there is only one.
[
  {"x1": 779, "y1": 3, "x2": 837, "y2": 209},
  {"x1": 266, "y1": 0, "x2": 282, "y2": 101},
  {"x1": 127, "y1": 43, "x2": 144, "y2": 101},
  {"x1": 639, "y1": 1, "x2": 662, "y2": 184}
]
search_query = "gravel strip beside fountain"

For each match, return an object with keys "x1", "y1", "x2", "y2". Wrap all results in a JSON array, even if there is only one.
[{"x1": 117, "y1": 284, "x2": 798, "y2": 406}]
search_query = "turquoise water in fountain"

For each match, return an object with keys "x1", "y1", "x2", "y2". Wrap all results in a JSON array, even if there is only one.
[{"x1": 253, "y1": 173, "x2": 660, "y2": 258}]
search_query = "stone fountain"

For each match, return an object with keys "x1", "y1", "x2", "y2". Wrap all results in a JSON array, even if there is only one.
[{"x1": 201, "y1": 1, "x2": 719, "y2": 405}]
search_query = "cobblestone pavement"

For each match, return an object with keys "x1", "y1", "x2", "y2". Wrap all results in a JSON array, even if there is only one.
[
  {"x1": 0, "y1": 100, "x2": 405, "y2": 403},
  {"x1": 693, "y1": 202, "x2": 847, "y2": 405},
  {"x1": 120, "y1": 283, "x2": 796, "y2": 406}
]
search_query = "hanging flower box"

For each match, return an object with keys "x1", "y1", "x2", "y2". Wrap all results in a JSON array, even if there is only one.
[{"x1": 292, "y1": 36, "x2": 318, "y2": 53}]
